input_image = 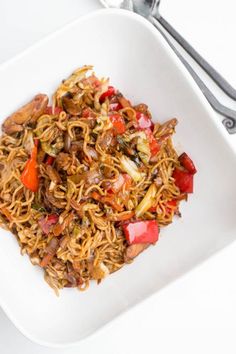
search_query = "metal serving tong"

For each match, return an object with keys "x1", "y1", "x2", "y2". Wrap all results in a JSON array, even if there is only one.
[{"x1": 100, "y1": 0, "x2": 236, "y2": 134}]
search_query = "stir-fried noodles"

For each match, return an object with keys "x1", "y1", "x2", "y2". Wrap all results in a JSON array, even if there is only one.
[{"x1": 0, "y1": 66, "x2": 197, "y2": 293}]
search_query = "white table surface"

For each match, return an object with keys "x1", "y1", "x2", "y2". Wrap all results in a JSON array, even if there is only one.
[{"x1": 0, "y1": 1, "x2": 236, "y2": 353}]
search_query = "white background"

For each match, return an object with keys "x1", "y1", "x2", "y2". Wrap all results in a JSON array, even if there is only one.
[{"x1": 0, "y1": 1, "x2": 236, "y2": 353}]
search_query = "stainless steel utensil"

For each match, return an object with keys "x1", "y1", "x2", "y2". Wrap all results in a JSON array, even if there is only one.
[
  {"x1": 100, "y1": 0, "x2": 236, "y2": 134},
  {"x1": 135, "y1": 0, "x2": 236, "y2": 100}
]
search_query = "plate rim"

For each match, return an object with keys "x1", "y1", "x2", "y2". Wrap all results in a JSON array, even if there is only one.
[{"x1": 0, "y1": 8, "x2": 235, "y2": 347}]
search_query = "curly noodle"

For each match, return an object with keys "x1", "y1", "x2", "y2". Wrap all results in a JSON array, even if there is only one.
[{"x1": 0, "y1": 65, "x2": 187, "y2": 294}]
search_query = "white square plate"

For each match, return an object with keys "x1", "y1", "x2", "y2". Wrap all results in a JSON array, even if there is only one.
[{"x1": 0, "y1": 9, "x2": 235, "y2": 347}]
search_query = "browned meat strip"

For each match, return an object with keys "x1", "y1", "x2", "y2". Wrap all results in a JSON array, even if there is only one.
[
  {"x1": 3, "y1": 94, "x2": 48, "y2": 135},
  {"x1": 124, "y1": 243, "x2": 149, "y2": 262},
  {"x1": 45, "y1": 165, "x2": 62, "y2": 184},
  {"x1": 55, "y1": 152, "x2": 71, "y2": 170}
]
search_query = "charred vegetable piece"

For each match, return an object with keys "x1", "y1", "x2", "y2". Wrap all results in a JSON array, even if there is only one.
[
  {"x1": 123, "y1": 220, "x2": 159, "y2": 245},
  {"x1": 178, "y1": 152, "x2": 197, "y2": 175}
]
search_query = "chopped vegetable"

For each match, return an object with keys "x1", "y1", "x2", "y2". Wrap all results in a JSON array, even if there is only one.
[
  {"x1": 109, "y1": 114, "x2": 126, "y2": 135},
  {"x1": 135, "y1": 183, "x2": 158, "y2": 217},
  {"x1": 123, "y1": 220, "x2": 159, "y2": 244},
  {"x1": 136, "y1": 131, "x2": 151, "y2": 164},
  {"x1": 145, "y1": 129, "x2": 160, "y2": 156},
  {"x1": 40, "y1": 237, "x2": 59, "y2": 267},
  {"x1": 109, "y1": 102, "x2": 123, "y2": 111},
  {"x1": 120, "y1": 155, "x2": 144, "y2": 182},
  {"x1": 45, "y1": 106, "x2": 63, "y2": 115},
  {"x1": 23, "y1": 130, "x2": 35, "y2": 155},
  {"x1": 110, "y1": 174, "x2": 125, "y2": 193},
  {"x1": 45, "y1": 156, "x2": 55, "y2": 165},
  {"x1": 173, "y1": 168, "x2": 193, "y2": 193},
  {"x1": 32, "y1": 204, "x2": 46, "y2": 212},
  {"x1": 179, "y1": 152, "x2": 197, "y2": 175},
  {"x1": 99, "y1": 86, "x2": 116, "y2": 103},
  {"x1": 136, "y1": 112, "x2": 154, "y2": 130},
  {"x1": 123, "y1": 174, "x2": 132, "y2": 189},
  {"x1": 166, "y1": 199, "x2": 177, "y2": 210},
  {"x1": 21, "y1": 143, "x2": 39, "y2": 192},
  {"x1": 52, "y1": 213, "x2": 74, "y2": 237},
  {"x1": 38, "y1": 214, "x2": 59, "y2": 235},
  {"x1": 148, "y1": 206, "x2": 157, "y2": 213}
]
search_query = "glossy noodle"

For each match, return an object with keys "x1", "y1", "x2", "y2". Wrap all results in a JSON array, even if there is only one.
[{"x1": 0, "y1": 66, "x2": 196, "y2": 294}]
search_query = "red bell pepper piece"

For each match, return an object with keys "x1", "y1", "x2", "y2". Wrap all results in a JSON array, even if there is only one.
[
  {"x1": 109, "y1": 102, "x2": 123, "y2": 111},
  {"x1": 149, "y1": 199, "x2": 178, "y2": 213},
  {"x1": 100, "y1": 86, "x2": 116, "y2": 103},
  {"x1": 45, "y1": 106, "x2": 63, "y2": 115},
  {"x1": 136, "y1": 112, "x2": 154, "y2": 130},
  {"x1": 110, "y1": 114, "x2": 126, "y2": 135},
  {"x1": 145, "y1": 129, "x2": 160, "y2": 156},
  {"x1": 45, "y1": 156, "x2": 55, "y2": 165},
  {"x1": 82, "y1": 107, "x2": 96, "y2": 118},
  {"x1": 38, "y1": 214, "x2": 59, "y2": 235},
  {"x1": 34, "y1": 138, "x2": 39, "y2": 147},
  {"x1": 21, "y1": 143, "x2": 39, "y2": 192},
  {"x1": 165, "y1": 200, "x2": 177, "y2": 214},
  {"x1": 173, "y1": 168, "x2": 193, "y2": 193},
  {"x1": 179, "y1": 152, "x2": 197, "y2": 175},
  {"x1": 166, "y1": 199, "x2": 177, "y2": 208},
  {"x1": 148, "y1": 206, "x2": 157, "y2": 212},
  {"x1": 123, "y1": 220, "x2": 159, "y2": 245}
]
